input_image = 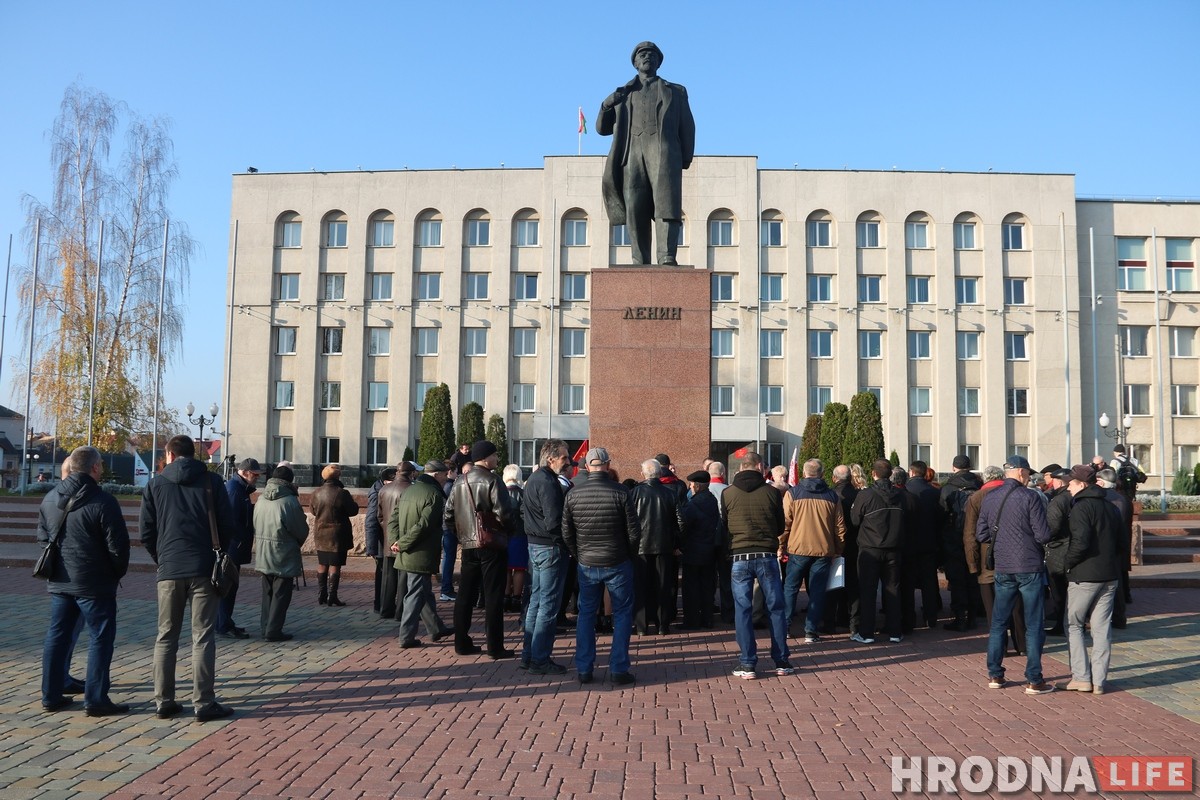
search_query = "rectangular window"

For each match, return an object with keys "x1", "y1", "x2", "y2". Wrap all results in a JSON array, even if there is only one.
[
  {"x1": 366, "y1": 438, "x2": 388, "y2": 465},
  {"x1": 1007, "y1": 388, "x2": 1029, "y2": 416},
  {"x1": 1117, "y1": 237, "x2": 1148, "y2": 291},
  {"x1": 1005, "y1": 332, "x2": 1028, "y2": 360},
  {"x1": 513, "y1": 384, "x2": 536, "y2": 412},
  {"x1": 856, "y1": 220, "x2": 880, "y2": 248},
  {"x1": 809, "y1": 386, "x2": 832, "y2": 415},
  {"x1": 964, "y1": 444, "x2": 980, "y2": 468},
  {"x1": 907, "y1": 276, "x2": 931, "y2": 304},
  {"x1": 765, "y1": 443, "x2": 784, "y2": 468},
  {"x1": 514, "y1": 273, "x2": 539, "y2": 300},
  {"x1": 957, "y1": 330, "x2": 980, "y2": 360},
  {"x1": 760, "y1": 329, "x2": 783, "y2": 358},
  {"x1": 370, "y1": 273, "x2": 393, "y2": 301},
  {"x1": 515, "y1": 219, "x2": 539, "y2": 247},
  {"x1": 370, "y1": 219, "x2": 394, "y2": 247},
  {"x1": 712, "y1": 329, "x2": 735, "y2": 358},
  {"x1": 563, "y1": 219, "x2": 587, "y2": 246},
  {"x1": 862, "y1": 386, "x2": 882, "y2": 410},
  {"x1": 467, "y1": 219, "x2": 490, "y2": 247},
  {"x1": 273, "y1": 436, "x2": 293, "y2": 463},
  {"x1": 561, "y1": 273, "x2": 587, "y2": 301},
  {"x1": 367, "y1": 382, "x2": 389, "y2": 410},
  {"x1": 807, "y1": 219, "x2": 831, "y2": 247},
  {"x1": 809, "y1": 330, "x2": 833, "y2": 359},
  {"x1": 712, "y1": 273, "x2": 734, "y2": 302},
  {"x1": 808, "y1": 274, "x2": 833, "y2": 303},
  {"x1": 320, "y1": 381, "x2": 341, "y2": 410},
  {"x1": 415, "y1": 382, "x2": 436, "y2": 411},
  {"x1": 562, "y1": 328, "x2": 586, "y2": 357},
  {"x1": 709, "y1": 219, "x2": 734, "y2": 247},
  {"x1": 1172, "y1": 385, "x2": 1199, "y2": 416},
  {"x1": 759, "y1": 385, "x2": 783, "y2": 415},
  {"x1": 760, "y1": 274, "x2": 783, "y2": 303},
  {"x1": 611, "y1": 224, "x2": 630, "y2": 246},
  {"x1": 419, "y1": 219, "x2": 442, "y2": 247},
  {"x1": 761, "y1": 219, "x2": 782, "y2": 247},
  {"x1": 1003, "y1": 223, "x2": 1024, "y2": 251},
  {"x1": 415, "y1": 328, "x2": 439, "y2": 356},
  {"x1": 276, "y1": 273, "x2": 300, "y2": 301},
  {"x1": 275, "y1": 326, "x2": 297, "y2": 355},
  {"x1": 1178, "y1": 444, "x2": 1200, "y2": 472},
  {"x1": 955, "y1": 277, "x2": 979, "y2": 305},
  {"x1": 513, "y1": 328, "x2": 537, "y2": 357},
  {"x1": 561, "y1": 384, "x2": 585, "y2": 413},
  {"x1": 515, "y1": 440, "x2": 537, "y2": 469},
  {"x1": 959, "y1": 387, "x2": 980, "y2": 415},
  {"x1": 908, "y1": 331, "x2": 931, "y2": 360},
  {"x1": 712, "y1": 385, "x2": 734, "y2": 415},
  {"x1": 464, "y1": 273, "x2": 489, "y2": 301},
  {"x1": 859, "y1": 331, "x2": 882, "y2": 359},
  {"x1": 1130, "y1": 444, "x2": 1152, "y2": 468},
  {"x1": 1166, "y1": 238, "x2": 1194, "y2": 291},
  {"x1": 320, "y1": 437, "x2": 340, "y2": 464},
  {"x1": 321, "y1": 327, "x2": 344, "y2": 355},
  {"x1": 1171, "y1": 327, "x2": 1197, "y2": 357},
  {"x1": 464, "y1": 328, "x2": 488, "y2": 357},
  {"x1": 1120, "y1": 325, "x2": 1150, "y2": 357},
  {"x1": 417, "y1": 273, "x2": 441, "y2": 300},
  {"x1": 910, "y1": 387, "x2": 931, "y2": 415},
  {"x1": 954, "y1": 222, "x2": 976, "y2": 250},
  {"x1": 910, "y1": 444, "x2": 932, "y2": 464},
  {"x1": 463, "y1": 383, "x2": 486, "y2": 407},
  {"x1": 368, "y1": 328, "x2": 390, "y2": 356},
  {"x1": 325, "y1": 220, "x2": 347, "y2": 248},
  {"x1": 1125, "y1": 384, "x2": 1151, "y2": 416},
  {"x1": 322, "y1": 274, "x2": 345, "y2": 301},
  {"x1": 1004, "y1": 277, "x2": 1028, "y2": 306},
  {"x1": 274, "y1": 381, "x2": 294, "y2": 409},
  {"x1": 905, "y1": 222, "x2": 928, "y2": 249},
  {"x1": 280, "y1": 221, "x2": 302, "y2": 248},
  {"x1": 858, "y1": 275, "x2": 882, "y2": 303}
]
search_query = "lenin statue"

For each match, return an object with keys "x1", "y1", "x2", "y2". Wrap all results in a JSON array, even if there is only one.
[{"x1": 597, "y1": 41, "x2": 696, "y2": 266}]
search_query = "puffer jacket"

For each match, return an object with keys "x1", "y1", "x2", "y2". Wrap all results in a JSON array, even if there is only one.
[
  {"x1": 963, "y1": 479, "x2": 1004, "y2": 583},
  {"x1": 390, "y1": 474, "x2": 445, "y2": 575},
  {"x1": 851, "y1": 479, "x2": 908, "y2": 550},
  {"x1": 142, "y1": 456, "x2": 234, "y2": 581},
  {"x1": 309, "y1": 478, "x2": 359, "y2": 553},
  {"x1": 679, "y1": 488, "x2": 724, "y2": 565},
  {"x1": 781, "y1": 477, "x2": 845, "y2": 557},
  {"x1": 630, "y1": 479, "x2": 683, "y2": 555},
  {"x1": 224, "y1": 473, "x2": 256, "y2": 565},
  {"x1": 975, "y1": 478, "x2": 1052, "y2": 574},
  {"x1": 721, "y1": 469, "x2": 784, "y2": 555},
  {"x1": 38, "y1": 472, "x2": 129, "y2": 597},
  {"x1": 253, "y1": 478, "x2": 308, "y2": 577},
  {"x1": 444, "y1": 465, "x2": 513, "y2": 550},
  {"x1": 1065, "y1": 484, "x2": 1122, "y2": 582},
  {"x1": 562, "y1": 469, "x2": 641, "y2": 567}
]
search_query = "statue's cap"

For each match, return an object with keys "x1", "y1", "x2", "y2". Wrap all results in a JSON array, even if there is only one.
[{"x1": 631, "y1": 41, "x2": 663, "y2": 66}]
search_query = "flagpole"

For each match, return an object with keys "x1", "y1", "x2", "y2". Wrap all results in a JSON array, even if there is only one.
[
  {"x1": 22, "y1": 220, "x2": 41, "y2": 495},
  {"x1": 151, "y1": 219, "x2": 168, "y2": 476},
  {"x1": 0, "y1": 233, "x2": 12, "y2": 397},
  {"x1": 88, "y1": 220, "x2": 104, "y2": 446}
]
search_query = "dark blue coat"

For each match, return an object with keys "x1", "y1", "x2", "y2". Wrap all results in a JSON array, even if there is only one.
[
  {"x1": 224, "y1": 474, "x2": 256, "y2": 565},
  {"x1": 38, "y1": 472, "x2": 130, "y2": 597}
]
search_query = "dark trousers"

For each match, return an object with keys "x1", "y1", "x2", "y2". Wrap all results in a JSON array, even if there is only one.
[
  {"x1": 901, "y1": 550, "x2": 942, "y2": 631},
  {"x1": 680, "y1": 558, "x2": 716, "y2": 628},
  {"x1": 858, "y1": 547, "x2": 902, "y2": 639},
  {"x1": 260, "y1": 574, "x2": 294, "y2": 638},
  {"x1": 215, "y1": 565, "x2": 242, "y2": 633},
  {"x1": 454, "y1": 547, "x2": 507, "y2": 655},
  {"x1": 43, "y1": 593, "x2": 117, "y2": 708},
  {"x1": 824, "y1": 544, "x2": 861, "y2": 634},
  {"x1": 373, "y1": 556, "x2": 385, "y2": 612},
  {"x1": 559, "y1": 552, "x2": 578, "y2": 618},
  {"x1": 718, "y1": 558, "x2": 734, "y2": 622},
  {"x1": 979, "y1": 580, "x2": 1026, "y2": 654},
  {"x1": 379, "y1": 557, "x2": 401, "y2": 619},
  {"x1": 942, "y1": 531, "x2": 974, "y2": 618},
  {"x1": 634, "y1": 553, "x2": 677, "y2": 632},
  {"x1": 1048, "y1": 572, "x2": 1068, "y2": 631}
]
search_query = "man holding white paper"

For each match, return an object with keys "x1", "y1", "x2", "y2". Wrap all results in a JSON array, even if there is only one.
[{"x1": 780, "y1": 459, "x2": 846, "y2": 644}]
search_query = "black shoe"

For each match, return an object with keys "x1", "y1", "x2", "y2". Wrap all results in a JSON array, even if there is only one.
[
  {"x1": 1112, "y1": 619, "x2": 1127, "y2": 630},
  {"x1": 611, "y1": 672, "x2": 636, "y2": 686},
  {"x1": 529, "y1": 660, "x2": 568, "y2": 675},
  {"x1": 400, "y1": 639, "x2": 424, "y2": 649},
  {"x1": 85, "y1": 701, "x2": 130, "y2": 717},
  {"x1": 488, "y1": 648, "x2": 515, "y2": 660},
  {"x1": 431, "y1": 627, "x2": 455, "y2": 642},
  {"x1": 156, "y1": 700, "x2": 184, "y2": 719},
  {"x1": 232, "y1": 626, "x2": 247, "y2": 636},
  {"x1": 518, "y1": 659, "x2": 531, "y2": 670},
  {"x1": 42, "y1": 697, "x2": 75, "y2": 712},
  {"x1": 264, "y1": 633, "x2": 294, "y2": 642},
  {"x1": 456, "y1": 644, "x2": 482, "y2": 656},
  {"x1": 64, "y1": 677, "x2": 86, "y2": 694},
  {"x1": 327, "y1": 596, "x2": 347, "y2": 607},
  {"x1": 635, "y1": 626, "x2": 648, "y2": 636},
  {"x1": 195, "y1": 702, "x2": 235, "y2": 722},
  {"x1": 219, "y1": 629, "x2": 250, "y2": 640},
  {"x1": 658, "y1": 624, "x2": 672, "y2": 635},
  {"x1": 578, "y1": 672, "x2": 594, "y2": 684},
  {"x1": 1124, "y1": 593, "x2": 1133, "y2": 604},
  {"x1": 943, "y1": 618, "x2": 971, "y2": 632}
]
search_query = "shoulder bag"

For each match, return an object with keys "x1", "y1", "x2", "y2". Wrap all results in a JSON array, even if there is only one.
[
  {"x1": 465, "y1": 474, "x2": 508, "y2": 552},
  {"x1": 33, "y1": 487, "x2": 82, "y2": 580},
  {"x1": 984, "y1": 485, "x2": 1019, "y2": 572},
  {"x1": 206, "y1": 477, "x2": 239, "y2": 597}
]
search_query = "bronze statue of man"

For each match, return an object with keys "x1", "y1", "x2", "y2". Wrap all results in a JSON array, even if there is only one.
[{"x1": 598, "y1": 41, "x2": 696, "y2": 266}]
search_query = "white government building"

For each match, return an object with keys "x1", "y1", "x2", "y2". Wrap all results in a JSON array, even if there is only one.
[{"x1": 223, "y1": 156, "x2": 1199, "y2": 487}]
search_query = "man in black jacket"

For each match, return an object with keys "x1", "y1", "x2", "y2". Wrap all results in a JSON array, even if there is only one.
[
  {"x1": 826, "y1": 464, "x2": 860, "y2": 635},
  {"x1": 938, "y1": 455, "x2": 984, "y2": 631},
  {"x1": 1041, "y1": 464, "x2": 1073, "y2": 636},
  {"x1": 365, "y1": 465, "x2": 398, "y2": 613},
  {"x1": 520, "y1": 438, "x2": 571, "y2": 674},
  {"x1": 902, "y1": 461, "x2": 944, "y2": 632},
  {"x1": 377, "y1": 462, "x2": 417, "y2": 619},
  {"x1": 39, "y1": 446, "x2": 130, "y2": 715},
  {"x1": 217, "y1": 457, "x2": 261, "y2": 640},
  {"x1": 679, "y1": 470, "x2": 723, "y2": 629},
  {"x1": 851, "y1": 459, "x2": 910, "y2": 644},
  {"x1": 142, "y1": 435, "x2": 237, "y2": 721},
  {"x1": 562, "y1": 447, "x2": 641, "y2": 686},
  {"x1": 631, "y1": 459, "x2": 684, "y2": 635}
]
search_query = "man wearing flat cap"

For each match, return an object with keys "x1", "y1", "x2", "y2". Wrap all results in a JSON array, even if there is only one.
[
  {"x1": 598, "y1": 41, "x2": 696, "y2": 266},
  {"x1": 218, "y1": 457, "x2": 262, "y2": 639},
  {"x1": 679, "y1": 469, "x2": 723, "y2": 629}
]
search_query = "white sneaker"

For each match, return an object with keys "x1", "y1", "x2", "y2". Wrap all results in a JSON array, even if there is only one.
[
  {"x1": 804, "y1": 633, "x2": 819, "y2": 644},
  {"x1": 850, "y1": 632, "x2": 875, "y2": 644},
  {"x1": 888, "y1": 636, "x2": 902, "y2": 644},
  {"x1": 733, "y1": 665, "x2": 757, "y2": 680}
]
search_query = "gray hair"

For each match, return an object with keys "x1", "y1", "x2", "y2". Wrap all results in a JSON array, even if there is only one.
[
  {"x1": 832, "y1": 464, "x2": 850, "y2": 482},
  {"x1": 890, "y1": 467, "x2": 908, "y2": 487},
  {"x1": 502, "y1": 463, "x2": 523, "y2": 484},
  {"x1": 68, "y1": 446, "x2": 102, "y2": 475},
  {"x1": 538, "y1": 438, "x2": 568, "y2": 467},
  {"x1": 1096, "y1": 467, "x2": 1117, "y2": 488},
  {"x1": 708, "y1": 461, "x2": 726, "y2": 478},
  {"x1": 803, "y1": 458, "x2": 822, "y2": 478},
  {"x1": 982, "y1": 465, "x2": 1005, "y2": 482},
  {"x1": 641, "y1": 459, "x2": 662, "y2": 480}
]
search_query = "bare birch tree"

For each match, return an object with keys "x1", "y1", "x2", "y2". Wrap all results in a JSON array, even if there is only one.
[{"x1": 19, "y1": 84, "x2": 194, "y2": 450}]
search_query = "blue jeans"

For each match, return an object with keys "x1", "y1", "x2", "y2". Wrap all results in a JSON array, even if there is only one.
[
  {"x1": 42, "y1": 593, "x2": 117, "y2": 707},
  {"x1": 575, "y1": 560, "x2": 634, "y2": 676},
  {"x1": 988, "y1": 571, "x2": 1047, "y2": 684},
  {"x1": 732, "y1": 555, "x2": 790, "y2": 669},
  {"x1": 440, "y1": 529, "x2": 457, "y2": 595},
  {"x1": 784, "y1": 554, "x2": 831, "y2": 635},
  {"x1": 523, "y1": 543, "x2": 567, "y2": 666}
]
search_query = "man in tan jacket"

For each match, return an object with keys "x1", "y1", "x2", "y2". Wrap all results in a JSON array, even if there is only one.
[{"x1": 780, "y1": 459, "x2": 846, "y2": 643}]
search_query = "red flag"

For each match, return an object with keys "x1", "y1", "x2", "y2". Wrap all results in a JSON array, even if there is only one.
[
  {"x1": 570, "y1": 439, "x2": 589, "y2": 479},
  {"x1": 787, "y1": 446, "x2": 799, "y2": 486},
  {"x1": 732, "y1": 444, "x2": 751, "y2": 459}
]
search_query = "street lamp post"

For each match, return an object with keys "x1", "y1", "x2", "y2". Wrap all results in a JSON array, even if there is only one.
[
  {"x1": 186, "y1": 402, "x2": 219, "y2": 462},
  {"x1": 1098, "y1": 411, "x2": 1133, "y2": 449}
]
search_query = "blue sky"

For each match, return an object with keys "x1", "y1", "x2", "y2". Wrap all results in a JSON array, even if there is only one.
[{"x1": 1, "y1": 0, "x2": 1198, "y2": 435}]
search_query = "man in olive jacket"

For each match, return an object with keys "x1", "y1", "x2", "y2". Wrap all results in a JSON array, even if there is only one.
[
  {"x1": 390, "y1": 462, "x2": 448, "y2": 648},
  {"x1": 253, "y1": 465, "x2": 307, "y2": 642}
]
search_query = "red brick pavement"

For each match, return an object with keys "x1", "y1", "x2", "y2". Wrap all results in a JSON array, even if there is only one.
[{"x1": 105, "y1": 582, "x2": 1200, "y2": 800}]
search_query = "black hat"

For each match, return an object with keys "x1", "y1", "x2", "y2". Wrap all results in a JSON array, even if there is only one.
[
  {"x1": 655, "y1": 453, "x2": 671, "y2": 467},
  {"x1": 1050, "y1": 467, "x2": 1073, "y2": 480},
  {"x1": 1112, "y1": 444, "x2": 1126, "y2": 454},
  {"x1": 1039, "y1": 463, "x2": 1063, "y2": 475},
  {"x1": 685, "y1": 470, "x2": 710, "y2": 483},
  {"x1": 470, "y1": 440, "x2": 497, "y2": 461},
  {"x1": 271, "y1": 465, "x2": 294, "y2": 483},
  {"x1": 1070, "y1": 464, "x2": 1098, "y2": 484},
  {"x1": 952, "y1": 454, "x2": 972, "y2": 470}
]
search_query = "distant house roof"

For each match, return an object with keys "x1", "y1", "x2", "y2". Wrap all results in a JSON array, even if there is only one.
[{"x1": 0, "y1": 405, "x2": 24, "y2": 420}]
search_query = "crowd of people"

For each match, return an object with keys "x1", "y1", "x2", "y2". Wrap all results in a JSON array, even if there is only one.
[{"x1": 36, "y1": 433, "x2": 1141, "y2": 716}]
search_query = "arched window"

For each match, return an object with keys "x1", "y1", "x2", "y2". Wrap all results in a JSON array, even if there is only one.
[
  {"x1": 760, "y1": 209, "x2": 784, "y2": 247},
  {"x1": 465, "y1": 209, "x2": 491, "y2": 247},
  {"x1": 806, "y1": 210, "x2": 834, "y2": 248},
  {"x1": 562, "y1": 209, "x2": 588, "y2": 247},
  {"x1": 322, "y1": 211, "x2": 348, "y2": 249},
  {"x1": 276, "y1": 211, "x2": 302, "y2": 248},
  {"x1": 708, "y1": 209, "x2": 735, "y2": 247},
  {"x1": 368, "y1": 210, "x2": 394, "y2": 248},
  {"x1": 905, "y1": 211, "x2": 932, "y2": 249},
  {"x1": 954, "y1": 212, "x2": 980, "y2": 250},
  {"x1": 856, "y1": 211, "x2": 882, "y2": 249},
  {"x1": 1002, "y1": 212, "x2": 1027, "y2": 251},
  {"x1": 416, "y1": 209, "x2": 443, "y2": 247},
  {"x1": 513, "y1": 208, "x2": 540, "y2": 247}
]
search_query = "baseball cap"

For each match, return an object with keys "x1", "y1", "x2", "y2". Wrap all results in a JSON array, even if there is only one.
[
  {"x1": 585, "y1": 447, "x2": 610, "y2": 465},
  {"x1": 1069, "y1": 464, "x2": 1097, "y2": 483},
  {"x1": 1003, "y1": 455, "x2": 1033, "y2": 471},
  {"x1": 237, "y1": 457, "x2": 263, "y2": 473},
  {"x1": 952, "y1": 454, "x2": 972, "y2": 470}
]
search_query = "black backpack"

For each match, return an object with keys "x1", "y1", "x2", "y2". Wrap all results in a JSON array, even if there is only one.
[
  {"x1": 1115, "y1": 460, "x2": 1143, "y2": 494},
  {"x1": 946, "y1": 486, "x2": 976, "y2": 533}
]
